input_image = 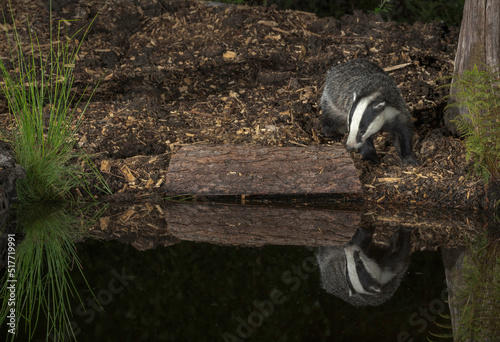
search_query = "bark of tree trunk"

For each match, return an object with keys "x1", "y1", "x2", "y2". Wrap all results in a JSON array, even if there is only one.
[
  {"x1": 442, "y1": 247, "x2": 468, "y2": 341},
  {"x1": 444, "y1": 0, "x2": 500, "y2": 135},
  {"x1": 164, "y1": 144, "x2": 362, "y2": 196}
]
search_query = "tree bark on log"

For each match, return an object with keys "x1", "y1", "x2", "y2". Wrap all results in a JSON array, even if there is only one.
[
  {"x1": 164, "y1": 144, "x2": 362, "y2": 196},
  {"x1": 165, "y1": 203, "x2": 361, "y2": 247},
  {"x1": 442, "y1": 247, "x2": 468, "y2": 341},
  {"x1": 444, "y1": 0, "x2": 500, "y2": 134}
]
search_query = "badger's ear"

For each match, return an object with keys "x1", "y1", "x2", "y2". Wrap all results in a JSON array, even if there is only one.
[
  {"x1": 352, "y1": 92, "x2": 357, "y2": 103},
  {"x1": 374, "y1": 101, "x2": 385, "y2": 111}
]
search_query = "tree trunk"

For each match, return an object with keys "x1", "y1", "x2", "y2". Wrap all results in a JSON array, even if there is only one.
[
  {"x1": 442, "y1": 247, "x2": 468, "y2": 340},
  {"x1": 444, "y1": 0, "x2": 500, "y2": 135},
  {"x1": 164, "y1": 144, "x2": 362, "y2": 196}
]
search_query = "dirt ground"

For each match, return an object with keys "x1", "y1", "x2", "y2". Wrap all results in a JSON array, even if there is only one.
[{"x1": 0, "y1": 0, "x2": 492, "y2": 209}]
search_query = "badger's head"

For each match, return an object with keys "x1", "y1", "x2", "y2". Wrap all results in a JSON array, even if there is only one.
[
  {"x1": 344, "y1": 244, "x2": 385, "y2": 297},
  {"x1": 346, "y1": 92, "x2": 399, "y2": 152},
  {"x1": 316, "y1": 227, "x2": 412, "y2": 306}
]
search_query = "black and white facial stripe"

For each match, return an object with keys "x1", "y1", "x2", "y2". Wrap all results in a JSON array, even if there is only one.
[
  {"x1": 346, "y1": 92, "x2": 399, "y2": 152},
  {"x1": 316, "y1": 226, "x2": 412, "y2": 306},
  {"x1": 344, "y1": 244, "x2": 395, "y2": 297}
]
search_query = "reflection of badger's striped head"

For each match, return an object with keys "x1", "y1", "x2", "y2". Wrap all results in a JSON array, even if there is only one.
[
  {"x1": 346, "y1": 92, "x2": 400, "y2": 152},
  {"x1": 316, "y1": 227, "x2": 412, "y2": 307},
  {"x1": 344, "y1": 244, "x2": 393, "y2": 297}
]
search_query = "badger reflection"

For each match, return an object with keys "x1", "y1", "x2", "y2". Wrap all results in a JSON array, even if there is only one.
[{"x1": 316, "y1": 227, "x2": 411, "y2": 306}]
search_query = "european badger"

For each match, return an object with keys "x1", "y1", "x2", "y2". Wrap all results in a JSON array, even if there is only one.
[
  {"x1": 320, "y1": 59, "x2": 418, "y2": 165},
  {"x1": 316, "y1": 227, "x2": 411, "y2": 307}
]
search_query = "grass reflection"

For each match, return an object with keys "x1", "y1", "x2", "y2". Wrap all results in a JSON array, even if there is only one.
[
  {"x1": 0, "y1": 202, "x2": 102, "y2": 341},
  {"x1": 455, "y1": 234, "x2": 500, "y2": 340}
]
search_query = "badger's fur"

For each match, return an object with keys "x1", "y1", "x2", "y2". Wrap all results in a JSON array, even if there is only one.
[
  {"x1": 316, "y1": 227, "x2": 412, "y2": 307},
  {"x1": 320, "y1": 59, "x2": 418, "y2": 165}
]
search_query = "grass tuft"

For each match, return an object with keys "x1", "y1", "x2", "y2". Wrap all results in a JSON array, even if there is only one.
[
  {"x1": 0, "y1": 2, "x2": 109, "y2": 204},
  {"x1": 0, "y1": 1, "x2": 110, "y2": 340}
]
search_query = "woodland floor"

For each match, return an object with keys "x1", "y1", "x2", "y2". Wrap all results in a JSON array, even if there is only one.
[{"x1": 0, "y1": 0, "x2": 491, "y2": 210}]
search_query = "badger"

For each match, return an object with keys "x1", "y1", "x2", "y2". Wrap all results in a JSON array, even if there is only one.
[
  {"x1": 320, "y1": 59, "x2": 418, "y2": 165},
  {"x1": 315, "y1": 226, "x2": 412, "y2": 307}
]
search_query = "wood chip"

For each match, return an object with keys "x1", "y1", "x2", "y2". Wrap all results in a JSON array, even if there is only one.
[
  {"x1": 223, "y1": 51, "x2": 237, "y2": 60},
  {"x1": 383, "y1": 62, "x2": 412, "y2": 72},
  {"x1": 378, "y1": 177, "x2": 402, "y2": 183}
]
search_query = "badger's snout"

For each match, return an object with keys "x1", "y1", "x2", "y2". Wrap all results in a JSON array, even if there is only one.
[
  {"x1": 345, "y1": 143, "x2": 357, "y2": 153},
  {"x1": 345, "y1": 138, "x2": 362, "y2": 152}
]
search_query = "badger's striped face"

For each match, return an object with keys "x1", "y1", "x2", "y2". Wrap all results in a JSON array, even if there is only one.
[
  {"x1": 346, "y1": 92, "x2": 396, "y2": 151},
  {"x1": 344, "y1": 244, "x2": 383, "y2": 296}
]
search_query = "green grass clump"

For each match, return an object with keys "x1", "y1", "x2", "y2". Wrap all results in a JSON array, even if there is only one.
[
  {"x1": 0, "y1": 2, "x2": 110, "y2": 341},
  {"x1": 0, "y1": 4, "x2": 107, "y2": 204},
  {"x1": 446, "y1": 64, "x2": 500, "y2": 190}
]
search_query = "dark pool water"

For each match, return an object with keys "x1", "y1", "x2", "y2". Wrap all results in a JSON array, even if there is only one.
[{"x1": 5, "y1": 238, "x2": 449, "y2": 342}]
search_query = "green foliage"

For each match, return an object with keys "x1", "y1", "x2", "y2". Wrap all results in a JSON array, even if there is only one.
[
  {"x1": 454, "y1": 236, "x2": 500, "y2": 341},
  {"x1": 428, "y1": 321, "x2": 454, "y2": 340},
  {"x1": 0, "y1": 203, "x2": 101, "y2": 341},
  {"x1": 445, "y1": 64, "x2": 500, "y2": 187},
  {"x1": 404, "y1": 0, "x2": 464, "y2": 27},
  {"x1": 427, "y1": 307, "x2": 454, "y2": 341},
  {"x1": 372, "y1": 0, "x2": 394, "y2": 16},
  {"x1": 0, "y1": 2, "x2": 110, "y2": 204},
  {"x1": 234, "y1": 0, "x2": 463, "y2": 26}
]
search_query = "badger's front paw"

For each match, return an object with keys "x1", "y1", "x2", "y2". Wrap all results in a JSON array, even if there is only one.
[
  {"x1": 361, "y1": 152, "x2": 381, "y2": 164},
  {"x1": 401, "y1": 155, "x2": 419, "y2": 166}
]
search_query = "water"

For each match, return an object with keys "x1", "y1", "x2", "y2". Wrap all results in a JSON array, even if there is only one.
[
  {"x1": 0, "y1": 201, "x2": 497, "y2": 341},
  {"x1": 35, "y1": 241, "x2": 446, "y2": 341}
]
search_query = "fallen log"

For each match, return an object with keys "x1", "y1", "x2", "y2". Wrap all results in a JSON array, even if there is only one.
[
  {"x1": 164, "y1": 144, "x2": 362, "y2": 196},
  {"x1": 165, "y1": 203, "x2": 361, "y2": 247}
]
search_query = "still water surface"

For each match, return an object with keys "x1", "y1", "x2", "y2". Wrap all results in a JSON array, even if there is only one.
[
  {"x1": 3, "y1": 201, "x2": 493, "y2": 341},
  {"x1": 15, "y1": 240, "x2": 447, "y2": 341}
]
